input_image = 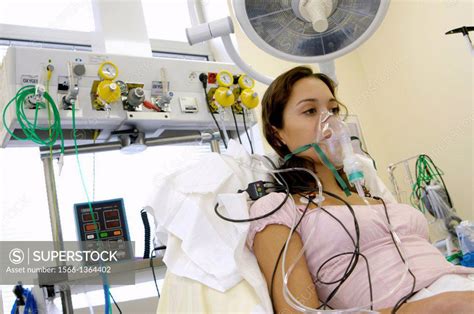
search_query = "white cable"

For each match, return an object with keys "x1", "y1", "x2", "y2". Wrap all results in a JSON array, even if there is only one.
[
  {"x1": 281, "y1": 196, "x2": 327, "y2": 312},
  {"x1": 218, "y1": 107, "x2": 230, "y2": 146}
]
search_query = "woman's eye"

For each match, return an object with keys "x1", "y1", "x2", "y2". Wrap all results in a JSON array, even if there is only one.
[
  {"x1": 330, "y1": 107, "x2": 340, "y2": 114},
  {"x1": 304, "y1": 108, "x2": 317, "y2": 115}
]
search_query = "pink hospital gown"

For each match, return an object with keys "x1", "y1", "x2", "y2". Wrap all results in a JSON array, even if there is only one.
[{"x1": 246, "y1": 192, "x2": 474, "y2": 310}]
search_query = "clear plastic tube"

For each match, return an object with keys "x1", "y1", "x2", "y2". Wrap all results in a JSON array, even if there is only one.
[
  {"x1": 218, "y1": 107, "x2": 230, "y2": 146},
  {"x1": 354, "y1": 181, "x2": 365, "y2": 199},
  {"x1": 227, "y1": 155, "x2": 411, "y2": 312},
  {"x1": 246, "y1": 109, "x2": 256, "y2": 149},
  {"x1": 281, "y1": 197, "x2": 411, "y2": 313},
  {"x1": 281, "y1": 198, "x2": 326, "y2": 312}
]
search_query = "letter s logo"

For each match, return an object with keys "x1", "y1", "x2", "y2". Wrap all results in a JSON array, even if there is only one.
[{"x1": 9, "y1": 248, "x2": 24, "y2": 265}]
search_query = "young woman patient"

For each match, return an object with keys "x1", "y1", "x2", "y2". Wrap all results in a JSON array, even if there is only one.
[{"x1": 246, "y1": 66, "x2": 474, "y2": 313}]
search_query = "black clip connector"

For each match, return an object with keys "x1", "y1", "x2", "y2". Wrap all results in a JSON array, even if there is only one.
[{"x1": 239, "y1": 180, "x2": 285, "y2": 201}]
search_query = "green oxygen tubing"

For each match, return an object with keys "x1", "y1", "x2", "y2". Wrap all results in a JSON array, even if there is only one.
[{"x1": 2, "y1": 85, "x2": 65, "y2": 162}]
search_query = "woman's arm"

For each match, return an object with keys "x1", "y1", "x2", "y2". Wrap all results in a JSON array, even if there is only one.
[{"x1": 253, "y1": 224, "x2": 319, "y2": 313}]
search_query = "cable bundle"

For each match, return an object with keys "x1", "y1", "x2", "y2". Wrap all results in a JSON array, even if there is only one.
[
  {"x1": 2, "y1": 85, "x2": 64, "y2": 152},
  {"x1": 213, "y1": 158, "x2": 415, "y2": 313},
  {"x1": 410, "y1": 155, "x2": 461, "y2": 234},
  {"x1": 410, "y1": 155, "x2": 451, "y2": 212}
]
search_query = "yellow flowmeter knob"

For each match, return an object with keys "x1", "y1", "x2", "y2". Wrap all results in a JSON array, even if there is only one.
[
  {"x1": 240, "y1": 89, "x2": 259, "y2": 109},
  {"x1": 97, "y1": 80, "x2": 122, "y2": 104},
  {"x1": 214, "y1": 87, "x2": 235, "y2": 107}
]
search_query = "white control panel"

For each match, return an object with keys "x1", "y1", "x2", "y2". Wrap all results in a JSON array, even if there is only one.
[{"x1": 0, "y1": 47, "x2": 258, "y2": 147}]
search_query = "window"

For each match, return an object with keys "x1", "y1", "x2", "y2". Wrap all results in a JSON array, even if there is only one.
[
  {"x1": 0, "y1": 0, "x2": 95, "y2": 32},
  {"x1": 0, "y1": 143, "x2": 214, "y2": 242},
  {"x1": 0, "y1": 38, "x2": 211, "y2": 65},
  {"x1": 0, "y1": 139, "x2": 230, "y2": 245},
  {"x1": 0, "y1": 38, "x2": 91, "y2": 51},
  {"x1": 0, "y1": 143, "x2": 214, "y2": 313},
  {"x1": 0, "y1": 0, "x2": 213, "y2": 60},
  {"x1": 142, "y1": 0, "x2": 192, "y2": 42},
  {"x1": 0, "y1": 39, "x2": 91, "y2": 65},
  {"x1": 152, "y1": 50, "x2": 208, "y2": 61}
]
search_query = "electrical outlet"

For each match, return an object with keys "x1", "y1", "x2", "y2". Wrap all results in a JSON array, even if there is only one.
[{"x1": 188, "y1": 71, "x2": 199, "y2": 82}]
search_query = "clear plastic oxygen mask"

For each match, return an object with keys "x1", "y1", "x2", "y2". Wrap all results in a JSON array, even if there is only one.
[
  {"x1": 283, "y1": 109, "x2": 366, "y2": 197},
  {"x1": 315, "y1": 111, "x2": 366, "y2": 198}
]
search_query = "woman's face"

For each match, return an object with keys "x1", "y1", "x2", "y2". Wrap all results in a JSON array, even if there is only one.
[{"x1": 275, "y1": 77, "x2": 340, "y2": 163}]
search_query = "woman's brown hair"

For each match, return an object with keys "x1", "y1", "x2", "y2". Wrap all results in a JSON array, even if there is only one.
[{"x1": 261, "y1": 66, "x2": 348, "y2": 193}]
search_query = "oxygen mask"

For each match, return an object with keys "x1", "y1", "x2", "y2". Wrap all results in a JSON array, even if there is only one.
[{"x1": 284, "y1": 109, "x2": 366, "y2": 197}]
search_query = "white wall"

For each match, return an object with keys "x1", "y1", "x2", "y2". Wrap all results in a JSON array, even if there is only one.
[
  {"x1": 355, "y1": 0, "x2": 473, "y2": 220},
  {"x1": 232, "y1": 0, "x2": 473, "y2": 220}
]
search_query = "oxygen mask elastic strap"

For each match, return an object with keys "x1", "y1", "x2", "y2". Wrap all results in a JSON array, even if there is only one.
[{"x1": 284, "y1": 143, "x2": 351, "y2": 197}]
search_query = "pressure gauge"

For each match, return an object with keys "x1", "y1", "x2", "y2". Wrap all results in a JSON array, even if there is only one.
[
  {"x1": 238, "y1": 74, "x2": 255, "y2": 89},
  {"x1": 98, "y1": 61, "x2": 118, "y2": 80},
  {"x1": 216, "y1": 70, "x2": 233, "y2": 87}
]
